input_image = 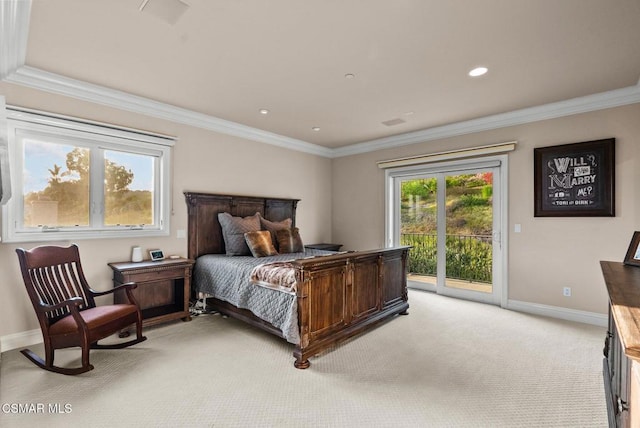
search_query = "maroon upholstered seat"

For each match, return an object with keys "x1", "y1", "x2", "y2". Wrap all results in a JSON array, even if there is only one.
[
  {"x1": 48, "y1": 305, "x2": 139, "y2": 336},
  {"x1": 16, "y1": 244, "x2": 147, "y2": 375}
]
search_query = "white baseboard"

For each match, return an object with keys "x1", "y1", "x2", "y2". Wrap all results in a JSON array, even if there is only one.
[
  {"x1": 506, "y1": 299, "x2": 607, "y2": 327},
  {"x1": 1, "y1": 329, "x2": 42, "y2": 353}
]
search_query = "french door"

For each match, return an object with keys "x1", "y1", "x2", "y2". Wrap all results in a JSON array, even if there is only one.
[{"x1": 386, "y1": 156, "x2": 507, "y2": 306}]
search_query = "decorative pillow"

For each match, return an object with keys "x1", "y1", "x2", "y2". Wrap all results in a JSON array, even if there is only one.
[
  {"x1": 259, "y1": 215, "x2": 292, "y2": 250},
  {"x1": 244, "y1": 230, "x2": 279, "y2": 258},
  {"x1": 218, "y1": 212, "x2": 260, "y2": 256},
  {"x1": 276, "y1": 227, "x2": 304, "y2": 253}
]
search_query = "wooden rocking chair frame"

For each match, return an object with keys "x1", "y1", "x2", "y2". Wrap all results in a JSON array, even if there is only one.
[{"x1": 16, "y1": 244, "x2": 147, "y2": 375}]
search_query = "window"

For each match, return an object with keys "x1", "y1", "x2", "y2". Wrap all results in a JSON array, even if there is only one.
[{"x1": 2, "y1": 107, "x2": 174, "y2": 242}]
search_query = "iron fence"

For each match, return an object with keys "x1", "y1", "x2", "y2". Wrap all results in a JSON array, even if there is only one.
[{"x1": 400, "y1": 233, "x2": 492, "y2": 283}]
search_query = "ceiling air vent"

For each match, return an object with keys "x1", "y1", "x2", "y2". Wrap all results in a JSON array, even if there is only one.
[{"x1": 381, "y1": 118, "x2": 406, "y2": 127}]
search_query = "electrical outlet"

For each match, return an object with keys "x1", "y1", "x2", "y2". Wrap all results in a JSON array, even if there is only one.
[{"x1": 563, "y1": 287, "x2": 571, "y2": 297}]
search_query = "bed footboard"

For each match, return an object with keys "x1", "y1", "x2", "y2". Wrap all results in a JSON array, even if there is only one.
[{"x1": 292, "y1": 246, "x2": 410, "y2": 369}]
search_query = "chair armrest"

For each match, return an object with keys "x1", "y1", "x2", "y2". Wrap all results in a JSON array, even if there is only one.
[
  {"x1": 36, "y1": 296, "x2": 83, "y2": 313},
  {"x1": 92, "y1": 282, "x2": 142, "y2": 308},
  {"x1": 91, "y1": 282, "x2": 138, "y2": 297}
]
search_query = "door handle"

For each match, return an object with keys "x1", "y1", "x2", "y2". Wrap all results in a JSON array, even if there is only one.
[{"x1": 492, "y1": 231, "x2": 501, "y2": 248}]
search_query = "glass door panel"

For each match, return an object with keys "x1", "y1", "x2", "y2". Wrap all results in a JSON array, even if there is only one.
[
  {"x1": 444, "y1": 172, "x2": 493, "y2": 295},
  {"x1": 394, "y1": 161, "x2": 503, "y2": 305},
  {"x1": 400, "y1": 176, "x2": 438, "y2": 291}
]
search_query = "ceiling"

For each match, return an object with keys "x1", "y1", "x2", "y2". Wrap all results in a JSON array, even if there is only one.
[{"x1": 9, "y1": 0, "x2": 640, "y2": 151}]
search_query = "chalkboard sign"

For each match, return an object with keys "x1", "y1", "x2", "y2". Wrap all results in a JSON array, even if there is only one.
[{"x1": 534, "y1": 138, "x2": 615, "y2": 217}]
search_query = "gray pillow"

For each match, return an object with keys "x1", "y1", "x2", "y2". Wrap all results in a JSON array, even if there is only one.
[{"x1": 218, "y1": 212, "x2": 260, "y2": 256}]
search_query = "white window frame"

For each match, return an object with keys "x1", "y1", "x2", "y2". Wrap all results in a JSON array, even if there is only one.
[
  {"x1": 384, "y1": 154, "x2": 509, "y2": 308},
  {"x1": 2, "y1": 106, "x2": 174, "y2": 243}
]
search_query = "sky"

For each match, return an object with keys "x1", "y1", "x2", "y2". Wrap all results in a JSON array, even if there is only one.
[{"x1": 23, "y1": 139, "x2": 154, "y2": 194}]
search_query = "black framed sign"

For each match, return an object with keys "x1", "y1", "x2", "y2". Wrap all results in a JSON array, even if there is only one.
[{"x1": 534, "y1": 138, "x2": 615, "y2": 217}]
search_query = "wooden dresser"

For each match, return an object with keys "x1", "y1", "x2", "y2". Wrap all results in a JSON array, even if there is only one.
[{"x1": 601, "y1": 261, "x2": 640, "y2": 427}]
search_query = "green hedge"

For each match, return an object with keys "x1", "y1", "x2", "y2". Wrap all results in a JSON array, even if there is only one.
[{"x1": 401, "y1": 233, "x2": 492, "y2": 283}]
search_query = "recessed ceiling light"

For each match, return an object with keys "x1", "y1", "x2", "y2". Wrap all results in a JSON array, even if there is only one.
[
  {"x1": 468, "y1": 67, "x2": 488, "y2": 77},
  {"x1": 404, "y1": 111, "x2": 414, "y2": 116},
  {"x1": 312, "y1": 127, "x2": 321, "y2": 131},
  {"x1": 344, "y1": 73, "x2": 355, "y2": 79},
  {"x1": 259, "y1": 109, "x2": 269, "y2": 115}
]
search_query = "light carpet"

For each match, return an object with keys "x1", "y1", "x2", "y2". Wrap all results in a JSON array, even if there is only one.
[{"x1": 0, "y1": 290, "x2": 607, "y2": 427}]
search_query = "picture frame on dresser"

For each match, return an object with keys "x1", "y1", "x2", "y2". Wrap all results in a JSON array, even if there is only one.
[{"x1": 623, "y1": 231, "x2": 640, "y2": 267}]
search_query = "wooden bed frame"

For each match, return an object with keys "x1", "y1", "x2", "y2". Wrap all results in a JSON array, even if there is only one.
[{"x1": 184, "y1": 191, "x2": 410, "y2": 368}]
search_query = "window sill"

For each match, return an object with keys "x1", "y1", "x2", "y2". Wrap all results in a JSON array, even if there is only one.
[{"x1": 1, "y1": 228, "x2": 170, "y2": 243}]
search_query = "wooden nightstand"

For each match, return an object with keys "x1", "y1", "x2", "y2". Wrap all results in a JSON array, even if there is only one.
[
  {"x1": 305, "y1": 243, "x2": 343, "y2": 251},
  {"x1": 108, "y1": 258, "x2": 195, "y2": 330}
]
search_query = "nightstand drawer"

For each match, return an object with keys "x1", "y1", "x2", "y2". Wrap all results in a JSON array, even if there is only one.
[{"x1": 118, "y1": 266, "x2": 186, "y2": 283}]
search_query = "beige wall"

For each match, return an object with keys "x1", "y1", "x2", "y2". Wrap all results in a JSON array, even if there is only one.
[
  {"x1": 2, "y1": 78, "x2": 639, "y2": 342},
  {"x1": 332, "y1": 103, "x2": 640, "y2": 314},
  {"x1": 0, "y1": 82, "x2": 333, "y2": 340}
]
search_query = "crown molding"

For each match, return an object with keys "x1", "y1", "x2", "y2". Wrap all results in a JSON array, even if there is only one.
[
  {"x1": 6, "y1": 65, "x2": 639, "y2": 159},
  {"x1": 4, "y1": 66, "x2": 333, "y2": 157},
  {"x1": 332, "y1": 84, "x2": 640, "y2": 158},
  {"x1": 0, "y1": 0, "x2": 31, "y2": 79},
  {"x1": 7, "y1": 66, "x2": 640, "y2": 158}
]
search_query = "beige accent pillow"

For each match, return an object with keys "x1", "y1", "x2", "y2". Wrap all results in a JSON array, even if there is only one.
[{"x1": 244, "y1": 230, "x2": 279, "y2": 258}]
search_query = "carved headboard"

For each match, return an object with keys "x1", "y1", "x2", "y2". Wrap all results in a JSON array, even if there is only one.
[{"x1": 184, "y1": 192, "x2": 300, "y2": 260}]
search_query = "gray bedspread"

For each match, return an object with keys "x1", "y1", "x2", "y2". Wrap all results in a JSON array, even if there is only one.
[{"x1": 193, "y1": 249, "x2": 333, "y2": 344}]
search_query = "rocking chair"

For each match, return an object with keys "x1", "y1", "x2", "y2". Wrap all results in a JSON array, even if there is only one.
[{"x1": 16, "y1": 244, "x2": 147, "y2": 375}]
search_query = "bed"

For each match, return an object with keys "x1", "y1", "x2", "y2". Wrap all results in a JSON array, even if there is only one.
[{"x1": 184, "y1": 191, "x2": 410, "y2": 368}]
